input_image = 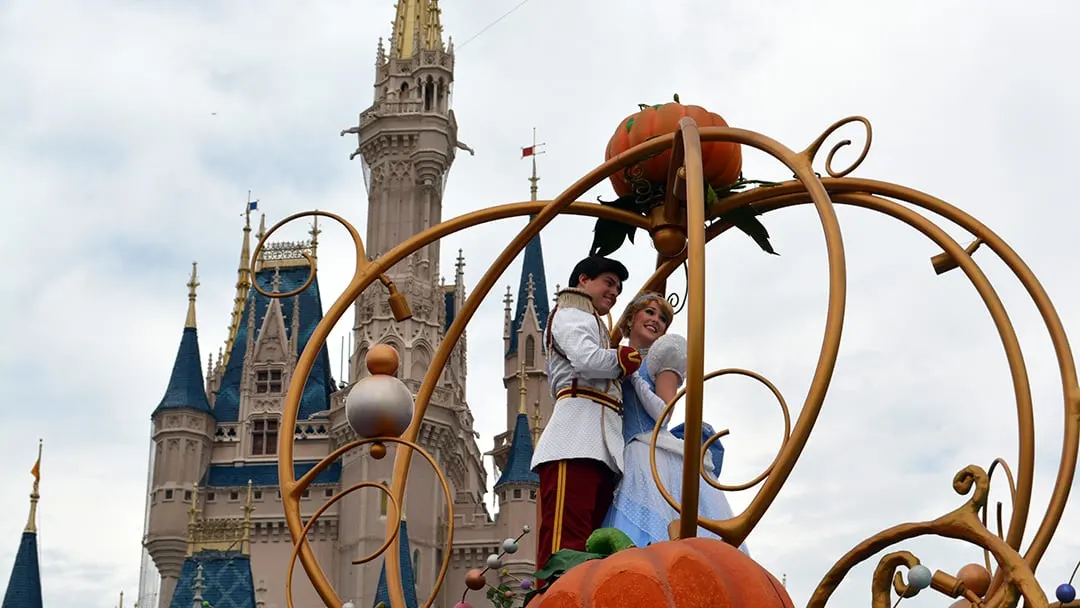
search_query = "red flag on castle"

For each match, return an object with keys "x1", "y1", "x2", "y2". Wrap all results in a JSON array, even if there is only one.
[{"x1": 521, "y1": 128, "x2": 545, "y2": 159}]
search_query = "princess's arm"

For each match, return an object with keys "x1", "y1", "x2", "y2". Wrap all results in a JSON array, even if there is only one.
[{"x1": 549, "y1": 307, "x2": 642, "y2": 379}]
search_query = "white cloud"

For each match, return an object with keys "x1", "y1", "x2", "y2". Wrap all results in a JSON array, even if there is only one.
[{"x1": 2, "y1": 0, "x2": 1080, "y2": 606}]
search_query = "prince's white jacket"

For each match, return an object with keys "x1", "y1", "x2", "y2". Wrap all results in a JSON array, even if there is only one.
[{"x1": 531, "y1": 287, "x2": 641, "y2": 475}]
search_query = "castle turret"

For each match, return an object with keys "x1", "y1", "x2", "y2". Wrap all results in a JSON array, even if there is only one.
[
  {"x1": 492, "y1": 139, "x2": 552, "y2": 472},
  {"x1": 2, "y1": 442, "x2": 44, "y2": 608},
  {"x1": 145, "y1": 263, "x2": 216, "y2": 608},
  {"x1": 493, "y1": 364, "x2": 539, "y2": 579}
]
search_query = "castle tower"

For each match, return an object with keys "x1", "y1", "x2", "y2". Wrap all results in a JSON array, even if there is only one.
[
  {"x1": 333, "y1": 4, "x2": 490, "y2": 606},
  {"x1": 493, "y1": 138, "x2": 552, "y2": 472},
  {"x1": 341, "y1": 0, "x2": 464, "y2": 387},
  {"x1": 144, "y1": 264, "x2": 216, "y2": 608},
  {"x1": 2, "y1": 443, "x2": 44, "y2": 608},
  {"x1": 493, "y1": 364, "x2": 540, "y2": 581}
]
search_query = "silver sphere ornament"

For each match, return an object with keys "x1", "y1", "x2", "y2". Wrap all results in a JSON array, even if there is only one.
[
  {"x1": 522, "y1": 524, "x2": 531, "y2": 533},
  {"x1": 907, "y1": 565, "x2": 932, "y2": 591},
  {"x1": 345, "y1": 375, "x2": 414, "y2": 439},
  {"x1": 486, "y1": 553, "x2": 503, "y2": 569},
  {"x1": 502, "y1": 538, "x2": 519, "y2": 554}
]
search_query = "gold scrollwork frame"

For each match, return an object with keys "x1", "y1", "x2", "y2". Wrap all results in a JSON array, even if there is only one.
[{"x1": 258, "y1": 115, "x2": 1078, "y2": 608}]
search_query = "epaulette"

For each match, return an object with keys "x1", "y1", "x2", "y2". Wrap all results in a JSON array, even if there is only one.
[{"x1": 553, "y1": 287, "x2": 596, "y2": 314}]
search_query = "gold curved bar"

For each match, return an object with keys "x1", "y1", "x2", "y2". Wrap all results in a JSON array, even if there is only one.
[
  {"x1": 677, "y1": 117, "x2": 707, "y2": 538},
  {"x1": 646, "y1": 367, "x2": 793, "y2": 542},
  {"x1": 285, "y1": 480, "x2": 400, "y2": 608},
  {"x1": 983, "y1": 457, "x2": 1019, "y2": 573},
  {"x1": 701, "y1": 188, "x2": 1056, "y2": 606},
  {"x1": 871, "y1": 551, "x2": 920, "y2": 607},
  {"x1": 808, "y1": 466, "x2": 1051, "y2": 607}
]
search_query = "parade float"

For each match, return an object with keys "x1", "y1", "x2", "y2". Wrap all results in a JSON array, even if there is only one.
[{"x1": 260, "y1": 95, "x2": 1080, "y2": 607}]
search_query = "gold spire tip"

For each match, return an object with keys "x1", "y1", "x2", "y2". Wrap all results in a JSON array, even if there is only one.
[
  {"x1": 185, "y1": 262, "x2": 199, "y2": 329},
  {"x1": 517, "y1": 359, "x2": 528, "y2": 415},
  {"x1": 25, "y1": 439, "x2": 42, "y2": 533}
]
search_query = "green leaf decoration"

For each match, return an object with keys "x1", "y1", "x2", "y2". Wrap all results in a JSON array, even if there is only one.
[
  {"x1": 589, "y1": 218, "x2": 630, "y2": 257},
  {"x1": 585, "y1": 527, "x2": 637, "y2": 555},
  {"x1": 625, "y1": 117, "x2": 635, "y2": 133}
]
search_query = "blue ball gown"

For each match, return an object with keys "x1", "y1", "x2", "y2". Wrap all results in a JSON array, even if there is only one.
[{"x1": 601, "y1": 334, "x2": 749, "y2": 553}]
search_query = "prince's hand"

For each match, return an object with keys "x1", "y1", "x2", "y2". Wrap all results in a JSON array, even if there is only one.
[{"x1": 617, "y1": 346, "x2": 643, "y2": 379}]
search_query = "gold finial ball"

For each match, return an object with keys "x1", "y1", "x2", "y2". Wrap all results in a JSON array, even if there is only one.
[
  {"x1": 465, "y1": 568, "x2": 487, "y2": 591},
  {"x1": 370, "y1": 442, "x2": 387, "y2": 460},
  {"x1": 366, "y1": 344, "x2": 400, "y2": 376},
  {"x1": 956, "y1": 563, "x2": 991, "y2": 597},
  {"x1": 651, "y1": 226, "x2": 686, "y2": 258}
]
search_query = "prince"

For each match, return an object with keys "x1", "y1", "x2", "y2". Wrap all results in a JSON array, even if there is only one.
[{"x1": 531, "y1": 255, "x2": 643, "y2": 571}]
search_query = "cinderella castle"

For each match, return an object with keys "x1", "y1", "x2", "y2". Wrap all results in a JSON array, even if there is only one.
[{"x1": 1, "y1": 2, "x2": 553, "y2": 607}]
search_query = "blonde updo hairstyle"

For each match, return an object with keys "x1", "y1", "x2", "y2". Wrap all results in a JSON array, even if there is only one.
[{"x1": 619, "y1": 292, "x2": 676, "y2": 339}]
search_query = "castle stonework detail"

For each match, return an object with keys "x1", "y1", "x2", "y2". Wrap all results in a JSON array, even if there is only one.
[{"x1": 138, "y1": 3, "x2": 551, "y2": 607}]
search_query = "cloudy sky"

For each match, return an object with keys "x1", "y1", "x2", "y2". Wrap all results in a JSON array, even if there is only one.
[{"x1": 3, "y1": 0, "x2": 1080, "y2": 606}]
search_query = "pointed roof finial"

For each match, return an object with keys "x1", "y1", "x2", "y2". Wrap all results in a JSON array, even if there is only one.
[
  {"x1": 185, "y1": 262, "x2": 199, "y2": 329},
  {"x1": 271, "y1": 267, "x2": 282, "y2": 293},
  {"x1": 517, "y1": 359, "x2": 528, "y2": 414},
  {"x1": 526, "y1": 273, "x2": 536, "y2": 307},
  {"x1": 531, "y1": 400, "x2": 542, "y2": 444},
  {"x1": 309, "y1": 212, "x2": 321, "y2": 263},
  {"x1": 24, "y1": 439, "x2": 42, "y2": 533}
]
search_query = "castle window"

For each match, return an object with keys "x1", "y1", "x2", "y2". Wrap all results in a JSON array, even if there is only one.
[
  {"x1": 513, "y1": 489, "x2": 521, "y2": 500},
  {"x1": 207, "y1": 492, "x2": 216, "y2": 502},
  {"x1": 302, "y1": 489, "x2": 310, "y2": 499},
  {"x1": 525, "y1": 335, "x2": 535, "y2": 367},
  {"x1": 379, "y1": 481, "x2": 389, "y2": 516},
  {"x1": 325, "y1": 489, "x2": 334, "y2": 498},
  {"x1": 251, "y1": 418, "x2": 279, "y2": 456},
  {"x1": 254, "y1": 490, "x2": 263, "y2": 500},
  {"x1": 230, "y1": 490, "x2": 239, "y2": 501},
  {"x1": 164, "y1": 489, "x2": 174, "y2": 500},
  {"x1": 530, "y1": 489, "x2": 537, "y2": 500},
  {"x1": 255, "y1": 369, "x2": 283, "y2": 394},
  {"x1": 413, "y1": 549, "x2": 420, "y2": 574},
  {"x1": 184, "y1": 490, "x2": 193, "y2": 501}
]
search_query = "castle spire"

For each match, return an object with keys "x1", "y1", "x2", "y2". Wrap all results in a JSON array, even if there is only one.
[
  {"x1": 2, "y1": 441, "x2": 44, "y2": 608},
  {"x1": 222, "y1": 194, "x2": 258, "y2": 369},
  {"x1": 507, "y1": 134, "x2": 551, "y2": 357},
  {"x1": 185, "y1": 262, "x2": 199, "y2": 329},
  {"x1": 154, "y1": 270, "x2": 213, "y2": 416},
  {"x1": 390, "y1": 0, "x2": 445, "y2": 60}
]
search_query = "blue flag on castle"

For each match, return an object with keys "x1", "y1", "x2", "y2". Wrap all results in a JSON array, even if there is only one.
[{"x1": 248, "y1": 200, "x2": 259, "y2": 211}]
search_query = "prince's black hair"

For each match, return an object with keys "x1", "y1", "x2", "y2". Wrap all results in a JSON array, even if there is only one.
[{"x1": 568, "y1": 255, "x2": 629, "y2": 293}]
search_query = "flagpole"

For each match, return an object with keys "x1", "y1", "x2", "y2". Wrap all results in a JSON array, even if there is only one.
[{"x1": 522, "y1": 128, "x2": 545, "y2": 202}]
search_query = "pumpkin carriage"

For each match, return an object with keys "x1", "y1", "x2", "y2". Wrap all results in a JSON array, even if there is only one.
[{"x1": 261, "y1": 96, "x2": 1080, "y2": 608}]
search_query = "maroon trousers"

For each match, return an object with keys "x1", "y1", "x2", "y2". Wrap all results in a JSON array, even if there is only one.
[{"x1": 535, "y1": 458, "x2": 618, "y2": 573}]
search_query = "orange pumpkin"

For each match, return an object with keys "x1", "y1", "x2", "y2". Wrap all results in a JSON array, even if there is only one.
[
  {"x1": 605, "y1": 94, "x2": 743, "y2": 198},
  {"x1": 530, "y1": 537, "x2": 793, "y2": 608}
]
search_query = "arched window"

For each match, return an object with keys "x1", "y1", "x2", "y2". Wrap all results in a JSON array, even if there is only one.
[
  {"x1": 413, "y1": 549, "x2": 420, "y2": 574},
  {"x1": 379, "y1": 480, "x2": 389, "y2": 516},
  {"x1": 524, "y1": 335, "x2": 535, "y2": 367}
]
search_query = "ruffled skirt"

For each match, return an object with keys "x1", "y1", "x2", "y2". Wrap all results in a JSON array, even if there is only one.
[{"x1": 602, "y1": 438, "x2": 750, "y2": 554}]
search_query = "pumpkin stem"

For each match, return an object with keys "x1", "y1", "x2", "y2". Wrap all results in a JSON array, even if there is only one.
[
  {"x1": 637, "y1": 103, "x2": 650, "y2": 110},
  {"x1": 673, "y1": 93, "x2": 680, "y2": 103}
]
